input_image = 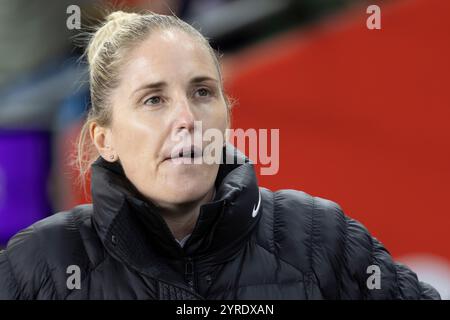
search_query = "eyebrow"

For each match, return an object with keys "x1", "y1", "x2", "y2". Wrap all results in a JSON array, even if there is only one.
[{"x1": 131, "y1": 76, "x2": 219, "y2": 98}]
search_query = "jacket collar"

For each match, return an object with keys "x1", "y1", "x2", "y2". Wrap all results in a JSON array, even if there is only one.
[{"x1": 91, "y1": 143, "x2": 261, "y2": 274}]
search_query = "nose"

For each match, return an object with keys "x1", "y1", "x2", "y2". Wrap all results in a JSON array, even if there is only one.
[{"x1": 172, "y1": 94, "x2": 196, "y2": 134}]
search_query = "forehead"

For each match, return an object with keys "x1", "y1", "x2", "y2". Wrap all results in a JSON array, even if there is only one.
[{"x1": 121, "y1": 29, "x2": 218, "y2": 86}]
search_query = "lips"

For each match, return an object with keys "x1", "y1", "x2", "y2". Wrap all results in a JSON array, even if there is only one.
[{"x1": 165, "y1": 144, "x2": 203, "y2": 161}]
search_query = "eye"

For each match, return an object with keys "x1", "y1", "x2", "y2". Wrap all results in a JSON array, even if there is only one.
[
  {"x1": 194, "y1": 88, "x2": 211, "y2": 98},
  {"x1": 143, "y1": 96, "x2": 162, "y2": 106}
]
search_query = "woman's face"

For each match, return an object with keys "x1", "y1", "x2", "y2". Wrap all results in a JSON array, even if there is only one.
[{"x1": 104, "y1": 29, "x2": 228, "y2": 208}]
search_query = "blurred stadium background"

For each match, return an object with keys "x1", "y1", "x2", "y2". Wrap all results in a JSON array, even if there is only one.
[{"x1": 0, "y1": 0, "x2": 448, "y2": 298}]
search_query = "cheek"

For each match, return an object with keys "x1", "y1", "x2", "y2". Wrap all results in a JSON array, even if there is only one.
[
  {"x1": 206, "y1": 103, "x2": 229, "y2": 132},
  {"x1": 112, "y1": 114, "x2": 160, "y2": 171}
]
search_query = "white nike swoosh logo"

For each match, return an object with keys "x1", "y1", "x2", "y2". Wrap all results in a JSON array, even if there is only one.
[{"x1": 252, "y1": 190, "x2": 262, "y2": 218}]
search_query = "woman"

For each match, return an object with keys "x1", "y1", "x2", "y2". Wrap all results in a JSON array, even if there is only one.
[{"x1": 0, "y1": 11, "x2": 440, "y2": 300}]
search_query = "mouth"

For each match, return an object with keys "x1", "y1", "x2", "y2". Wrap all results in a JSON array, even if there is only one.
[{"x1": 164, "y1": 145, "x2": 203, "y2": 162}]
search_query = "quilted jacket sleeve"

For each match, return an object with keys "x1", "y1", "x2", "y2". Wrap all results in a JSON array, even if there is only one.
[
  {"x1": 0, "y1": 226, "x2": 56, "y2": 300},
  {"x1": 340, "y1": 212, "x2": 441, "y2": 300}
]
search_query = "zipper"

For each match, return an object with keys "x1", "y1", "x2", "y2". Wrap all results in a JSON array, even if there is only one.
[
  {"x1": 185, "y1": 257, "x2": 196, "y2": 292},
  {"x1": 183, "y1": 200, "x2": 228, "y2": 293}
]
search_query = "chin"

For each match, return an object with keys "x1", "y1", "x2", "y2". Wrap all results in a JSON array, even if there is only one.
[
  {"x1": 161, "y1": 172, "x2": 212, "y2": 204},
  {"x1": 150, "y1": 163, "x2": 218, "y2": 205},
  {"x1": 168, "y1": 181, "x2": 210, "y2": 204}
]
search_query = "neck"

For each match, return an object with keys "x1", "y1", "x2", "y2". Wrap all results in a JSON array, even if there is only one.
[{"x1": 158, "y1": 187, "x2": 216, "y2": 241}]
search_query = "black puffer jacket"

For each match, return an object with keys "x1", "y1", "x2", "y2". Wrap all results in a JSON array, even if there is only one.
[{"x1": 0, "y1": 145, "x2": 440, "y2": 300}]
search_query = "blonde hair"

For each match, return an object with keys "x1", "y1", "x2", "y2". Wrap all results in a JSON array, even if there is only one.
[{"x1": 76, "y1": 10, "x2": 230, "y2": 189}]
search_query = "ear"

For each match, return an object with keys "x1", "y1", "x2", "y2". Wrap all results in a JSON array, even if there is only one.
[{"x1": 89, "y1": 122, "x2": 117, "y2": 162}]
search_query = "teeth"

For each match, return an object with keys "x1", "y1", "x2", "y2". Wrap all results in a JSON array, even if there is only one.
[{"x1": 171, "y1": 146, "x2": 202, "y2": 159}]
